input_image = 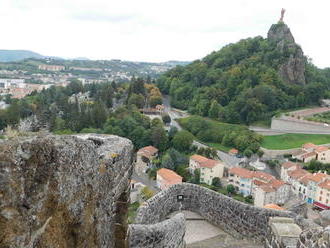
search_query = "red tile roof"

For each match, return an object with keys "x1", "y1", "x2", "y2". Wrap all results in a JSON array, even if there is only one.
[
  {"x1": 138, "y1": 146, "x2": 158, "y2": 159},
  {"x1": 315, "y1": 146, "x2": 329, "y2": 153},
  {"x1": 254, "y1": 171, "x2": 275, "y2": 182},
  {"x1": 281, "y1": 161, "x2": 299, "y2": 169},
  {"x1": 157, "y1": 168, "x2": 182, "y2": 183},
  {"x1": 270, "y1": 179, "x2": 286, "y2": 189},
  {"x1": 259, "y1": 185, "x2": 276, "y2": 193},
  {"x1": 310, "y1": 173, "x2": 328, "y2": 183},
  {"x1": 288, "y1": 169, "x2": 309, "y2": 179},
  {"x1": 318, "y1": 179, "x2": 330, "y2": 190},
  {"x1": 303, "y1": 143, "x2": 318, "y2": 149},
  {"x1": 264, "y1": 204, "x2": 285, "y2": 210},
  {"x1": 190, "y1": 154, "x2": 220, "y2": 169},
  {"x1": 229, "y1": 148, "x2": 238, "y2": 154},
  {"x1": 229, "y1": 167, "x2": 254, "y2": 178}
]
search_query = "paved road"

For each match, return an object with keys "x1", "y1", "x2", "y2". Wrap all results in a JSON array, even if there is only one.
[{"x1": 250, "y1": 126, "x2": 330, "y2": 135}]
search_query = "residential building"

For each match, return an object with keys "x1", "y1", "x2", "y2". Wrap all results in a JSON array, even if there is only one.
[
  {"x1": 254, "y1": 179, "x2": 290, "y2": 207},
  {"x1": 280, "y1": 161, "x2": 301, "y2": 182},
  {"x1": 189, "y1": 155, "x2": 225, "y2": 185},
  {"x1": 156, "y1": 168, "x2": 182, "y2": 190},
  {"x1": 38, "y1": 64, "x2": 65, "y2": 71},
  {"x1": 287, "y1": 169, "x2": 309, "y2": 195},
  {"x1": 228, "y1": 148, "x2": 239, "y2": 156},
  {"x1": 314, "y1": 179, "x2": 330, "y2": 210},
  {"x1": 228, "y1": 167, "x2": 254, "y2": 196},
  {"x1": 292, "y1": 143, "x2": 330, "y2": 163},
  {"x1": 137, "y1": 146, "x2": 159, "y2": 170}
]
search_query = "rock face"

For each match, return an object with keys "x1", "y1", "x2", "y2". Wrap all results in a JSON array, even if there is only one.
[
  {"x1": 0, "y1": 134, "x2": 133, "y2": 248},
  {"x1": 267, "y1": 22, "x2": 306, "y2": 85}
]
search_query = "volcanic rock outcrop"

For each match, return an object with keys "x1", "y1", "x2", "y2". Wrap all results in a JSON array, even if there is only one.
[
  {"x1": 0, "y1": 134, "x2": 133, "y2": 248},
  {"x1": 267, "y1": 22, "x2": 306, "y2": 85}
]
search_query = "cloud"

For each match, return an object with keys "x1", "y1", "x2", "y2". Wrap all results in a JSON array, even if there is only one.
[
  {"x1": 71, "y1": 12, "x2": 136, "y2": 23},
  {"x1": 0, "y1": 0, "x2": 330, "y2": 67}
]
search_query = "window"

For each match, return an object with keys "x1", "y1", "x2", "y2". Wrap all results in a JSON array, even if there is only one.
[
  {"x1": 321, "y1": 191, "x2": 323, "y2": 195},
  {"x1": 319, "y1": 197, "x2": 322, "y2": 201},
  {"x1": 327, "y1": 199, "x2": 329, "y2": 204}
]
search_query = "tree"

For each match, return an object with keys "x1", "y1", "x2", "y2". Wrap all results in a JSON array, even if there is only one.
[
  {"x1": 128, "y1": 93, "x2": 145, "y2": 108},
  {"x1": 168, "y1": 126, "x2": 178, "y2": 140},
  {"x1": 208, "y1": 100, "x2": 221, "y2": 119},
  {"x1": 226, "y1": 184, "x2": 236, "y2": 194},
  {"x1": 212, "y1": 177, "x2": 222, "y2": 188},
  {"x1": 161, "y1": 153, "x2": 175, "y2": 169},
  {"x1": 243, "y1": 148, "x2": 253, "y2": 158},
  {"x1": 141, "y1": 186, "x2": 155, "y2": 200},
  {"x1": 151, "y1": 126, "x2": 168, "y2": 151},
  {"x1": 193, "y1": 168, "x2": 200, "y2": 184},
  {"x1": 162, "y1": 114, "x2": 171, "y2": 125},
  {"x1": 172, "y1": 130, "x2": 194, "y2": 152}
]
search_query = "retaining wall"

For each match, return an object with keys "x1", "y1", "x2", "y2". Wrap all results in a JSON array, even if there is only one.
[{"x1": 271, "y1": 118, "x2": 330, "y2": 134}]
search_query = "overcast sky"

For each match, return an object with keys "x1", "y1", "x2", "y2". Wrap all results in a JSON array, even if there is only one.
[{"x1": 1, "y1": 0, "x2": 329, "y2": 67}]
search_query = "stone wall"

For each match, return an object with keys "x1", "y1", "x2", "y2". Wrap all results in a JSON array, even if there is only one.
[
  {"x1": 271, "y1": 118, "x2": 330, "y2": 134},
  {"x1": 0, "y1": 134, "x2": 133, "y2": 248},
  {"x1": 129, "y1": 213, "x2": 185, "y2": 248},
  {"x1": 133, "y1": 183, "x2": 294, "y2": 242},
  {"x1": 297, "y1": 226, "x2": 330, "y2": 248}
]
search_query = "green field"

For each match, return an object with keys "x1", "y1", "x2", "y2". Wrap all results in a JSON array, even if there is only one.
[
  {"x1": 261, "y1": 133, "x2": 330, "y2": 150},
  {"x1": 177, "y1": 116, "x2": 261, "y2": 153}
]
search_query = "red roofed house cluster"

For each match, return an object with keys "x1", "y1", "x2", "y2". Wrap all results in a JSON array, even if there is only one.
[
  {"x1": 292, "y1": 143, "x2": 330, "y2": 163},
  {"x1": 280, "y1": 161, "x2": 330, "y2": 210},
  {"x1": 228, "y1": 167, "x2": 290, "y2": 207}
]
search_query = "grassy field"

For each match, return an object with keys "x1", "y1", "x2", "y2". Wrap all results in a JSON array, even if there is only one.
[
  {"x1": 206, "y1": 142, "x2": 231, "y2": 152},
  {"x1": 177, "y1": 116, "x2": 259, "y2": 153},
  {"x1": 261, "y1": 133, "x2": 330, "y2": 150}
]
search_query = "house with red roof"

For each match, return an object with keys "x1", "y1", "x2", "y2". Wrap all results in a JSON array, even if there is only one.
[
  {"x1": 137, "y1": 146, "x2": 159, "y2": 171},
  {"x1": 280, "y1": 161, "x2": 301, "y2": 182},
  {"x1": 228, "y1": 167, "x2": 254, "y2": 196},
  {"x1": 292, "y1": 143, "x2": 330, "y2": 163},
  {"x1": 189, "y1": 154, "x2": 225, "y2": 185},
  {"x1": 156, "y1": 168, "x2": 182, "y2": 190},
  {"x1": 315, "y1": 179, "x2": 330, "y2": 210},
  {"x1": 254, "y1": 179, "x2": 290, "y2": 207}
]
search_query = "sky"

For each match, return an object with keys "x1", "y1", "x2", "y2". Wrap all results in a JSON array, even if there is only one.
[{"x1": 1, "y1": 0, "x2": 330, "y2": 68}]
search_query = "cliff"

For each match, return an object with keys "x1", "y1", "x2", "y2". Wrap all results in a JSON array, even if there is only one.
[
  {"x1": 267, "y1": 22, "x2": 306, "y2": 85},
  {"x1": 0, "y1": 134, "x2": 133, "y2": 248}
]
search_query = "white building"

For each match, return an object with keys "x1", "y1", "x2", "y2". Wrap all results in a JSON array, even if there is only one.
[{"x1": 189, "y1": 154, "x2": 225, "y2": 185}]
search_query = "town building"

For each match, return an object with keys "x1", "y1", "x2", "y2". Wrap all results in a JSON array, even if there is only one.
[
  {"x1": 189, "y1": 155, "x2": 224, "y2": 185},
  {"x1": 156, "y1": 168, "x2": 182, "y2": 190},
  {"x1": 137, "y1": 146, "x2": 159, "y2": 171},
  {"x1": 38, "y1": 64, "x2": 65, "y2": 71},
  {"x1": 228, "y1": 167, "x2": 254, "y2": 196},
  {"x1": 228, "y1": 148, "x2": 239, "y2": 156},
  {"x1": 0, "y1": 78, "x2": 25, "y2": 89},
  {"x1": 280, "y1": 161, "x2": 301, "y2": 182},
  {"x1": 292, "y1": 143, "x2": 330, "y2": 163},
  {"x1": 314, "y1": 179, "x2": 330, "y2": 210},
  {"x1": 254, "y1": 179, "x2": 290, "y2": 207}
]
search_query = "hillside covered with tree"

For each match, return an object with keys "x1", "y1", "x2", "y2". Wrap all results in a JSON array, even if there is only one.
[{"x1": 157, "y1": 22, "x2": 330, "y2": 124}]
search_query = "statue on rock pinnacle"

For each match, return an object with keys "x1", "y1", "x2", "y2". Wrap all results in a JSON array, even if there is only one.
[{"x1": 279, "y1": 8, "x2": 286, "y2": 22}]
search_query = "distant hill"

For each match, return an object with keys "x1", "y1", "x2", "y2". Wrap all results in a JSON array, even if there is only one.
[
  {"x1": 157, "y1": 22, "x2": 330, "y2": 125},
  {"x1": 0, "y1": 50, "x2": 44, "y2": 62}
]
